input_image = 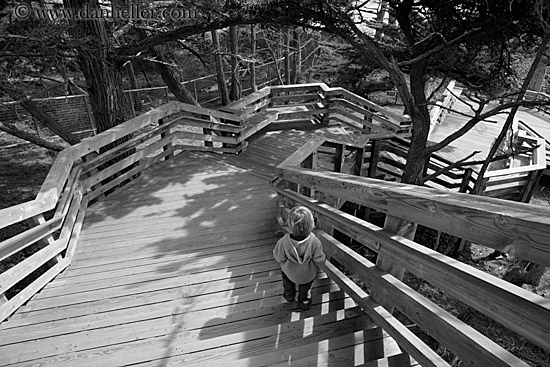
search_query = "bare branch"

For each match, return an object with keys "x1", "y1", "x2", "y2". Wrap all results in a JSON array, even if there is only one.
[{"x1": 0, "y1": 123, "x2": 66, "y2": 152}]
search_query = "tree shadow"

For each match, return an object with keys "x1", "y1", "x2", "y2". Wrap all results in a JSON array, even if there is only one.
[{"x1": 40, "y1": 120, "x2": 398, "y2": 365}]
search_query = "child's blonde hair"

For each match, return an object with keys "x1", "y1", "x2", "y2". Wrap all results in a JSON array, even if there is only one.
[{"x1": 288, "y1": 206, "x2": 315, "y2": 237}]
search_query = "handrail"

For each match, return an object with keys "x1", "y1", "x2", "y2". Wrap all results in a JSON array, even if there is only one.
[
  {"x1": 0, "y1": 99, "x2": 252, "y2": 322},
  {"x1": 274, "y1": 138, "x2": 550, "y2": 366}
]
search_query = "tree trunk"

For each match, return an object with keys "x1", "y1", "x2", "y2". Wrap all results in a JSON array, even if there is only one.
[
  {"x1": 0, "y1": 123, "x2": 66, "y2": 151},
  {"x1": 401, "y1": 62, "x2": 432, "y2": 185},
  {"x1": 293, "y1": 28, "x2": 302, "y2": 84},
  {"x1": 65, "y1": 0, "x2": 127, "y2": 134},
  {"x1": 150, "y1": 46, "x2": 199, "y2": 106},
  {"x1": 229, "y1": 25, "x2": 241, "y2": 101},
  {"x1": 284, "y1": 28, "x2": 291, "y2": 85},
  {"x1": 212, "y1": 29, "x2": 230, "y2": 105},
  {"x1": 0, "y1": 82, "x2": 80, "y2": 145},
  {"x1": 250, "y1": 24, "x2": 258, "y2": 92},
  {"x1": 264, "y1": 34, "x2": 284, "y2": 85}
]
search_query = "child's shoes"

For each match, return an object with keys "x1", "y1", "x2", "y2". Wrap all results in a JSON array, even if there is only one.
[{"x1": 298, "y1": 299, "x2": 311, "y2": 310}]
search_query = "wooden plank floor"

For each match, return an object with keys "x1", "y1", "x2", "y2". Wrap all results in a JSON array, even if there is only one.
[
  {"x1": 0, "y1": 123, "x2": 414, "y2": 366},
  {"x1": 215, "y1": 119, "x2": 359, "y2": 180},
  {"x1": 429, "y1": 99, "x2": 550, "y2": 168}
]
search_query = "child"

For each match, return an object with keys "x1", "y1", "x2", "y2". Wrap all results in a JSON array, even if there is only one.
[{"x1": 273, "y1": 206, "x2": 326, "y2": 310}]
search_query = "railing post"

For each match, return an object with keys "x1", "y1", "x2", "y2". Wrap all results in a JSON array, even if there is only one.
[
  {"x1": 459, "y1": 168, "x2": 473, "y2": 193},
  {"x1": 158, "y1": 118, "x2": 174, "y2": 160},
  {"x1": 368, "y1": 139, "x2": 381, "y2": 178},
  {"x1": 352, "y1": 146, "x2": 365, "y2": 176},
  {"x1": 82, "y1": 152, "x2": 105, "y2": 202},
  {"x1": 519, "y1": 170, "x2": 544, "y2": 202},
  {"x1": 373, "y1": 216, "x2": 416, "y2": 313},
  {"x1": 363, "y1": 107, "x2": 373, "y2": 133},
  {"x1": 320, "y1": 94, "x2": 331, "y2": 125},
  {"x1": 300, "y1": 152, "x2": 317, "y2": 198},
  {"x1": 334, "y1": 143, "x2": 345, "y2": 173}
]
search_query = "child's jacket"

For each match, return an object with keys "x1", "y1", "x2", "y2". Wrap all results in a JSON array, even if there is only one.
[{"x1": 273, "y1": 233, "x2": 326, "y2": 284}]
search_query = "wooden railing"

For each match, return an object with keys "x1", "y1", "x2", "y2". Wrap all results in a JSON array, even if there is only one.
[
  {"x1": 0, "y1": 83, "x2": 409, "y2": 324},
  {"x1": 428, "y1": 80, "x2": 462, "y2": 136},
  {"x1": 0, "y1": 101, "x2": 252, "y2": 322},
  {"x1": 371, "y1": 133, "x2": 546, "y2": 201},
  {"x1": 524, "y1": 89, "x2": 550, "y2": 116},
  {"x1": 274, "y1": 137, "x2": 550, "y2": 367}
]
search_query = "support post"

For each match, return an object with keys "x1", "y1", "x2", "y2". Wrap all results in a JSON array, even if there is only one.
[
  {"x1": 300, "y1": 152, "x2": 317, "y2": 198},
  {"x1": 459, "y1": 168, "x2": 473, "y2": 193},
  {"x1": 353, "y1": 147, "x2": 365, "y2": 176},
  {"x1": 158, "y1": 118, "x2": 174, "y2": 160},
  {"x1": 368, "y1": 139, "x2": 381, "y2": 178},
  {"x1": 372, "y1": 216, "x2": 417, "y2": 313},
  {"x1": 334, "y1": 143, "x2": 345, "y2": 173}
]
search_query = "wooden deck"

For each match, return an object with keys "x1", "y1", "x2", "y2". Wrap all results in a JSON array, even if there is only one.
[
  {"x1": 429, "y1": 98, "x2": 550, "y2": 166},
  {"x1": 0, "y1": 122, "x2": 414, "y2": 366}
]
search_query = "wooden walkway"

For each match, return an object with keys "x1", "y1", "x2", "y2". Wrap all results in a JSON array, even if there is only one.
[
  {"x1": 429, "y1": 98, "x2": 550, "y2": 167},
  {"x1": 0, "y1": 122, "x2": 414, "y2": 366}
]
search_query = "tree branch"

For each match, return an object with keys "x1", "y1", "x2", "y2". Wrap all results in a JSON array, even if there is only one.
[
  {"x1": 0, "y1": 123, "x2": 66, "y2": 152},
  {"x1": 0, "y1": 82, "x2": 80, "y2": 145},
  {"x1": 397, "y1": 27, "x2": 483, "y2": 67}
]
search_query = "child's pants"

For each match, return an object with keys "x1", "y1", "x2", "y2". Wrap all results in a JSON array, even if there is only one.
[{"x1": 281, "y1": 271, "x2": 313, "y2": 302}]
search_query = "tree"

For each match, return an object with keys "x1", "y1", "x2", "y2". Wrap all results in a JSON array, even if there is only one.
[
  {"x1": 212, "y1": 29, "x2": 230, "y2": 104},
  {"x1": 250, "y1": 24, "x2": 258, "y2": 92},
  {"x1": 63, "y1": 0, "x2": 128, "y2": 134},
  {"x1": 228, "y1": 25, "x2": 241, "y2": 100}
]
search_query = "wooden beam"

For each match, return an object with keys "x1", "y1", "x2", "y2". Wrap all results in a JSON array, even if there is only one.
[
  {"x1": 321, "y1": 260, "x2": 449, "y2": 367},
  {"x1": 368, "y1": 139, "x2": 381, "y2": 178},
  {"x1": 158, "y1": 118, "x2": 173, "y2": 160},
  {"x1": 0, "y1": 190, "x2": 82, "y2": 297},
  {"x1": 0, "y1": 216, "x2": 64, "y2": 262},
  {"x1": 276, "y1": 166, "x2": 550, "y2": 266},
  {"x1": 317, "y1": 231, "x2": 530, "y2": 367},
  {"x1": 0, "y1": 259, "x2": 70, "y2": 323},
  {"x1": 334, "y1": 143, "x2": 345, "y2": 173}
]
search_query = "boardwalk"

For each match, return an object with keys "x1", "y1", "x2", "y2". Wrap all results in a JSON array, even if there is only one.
[
  {"x1": 0, "y1": 123, "x2": 413, "y2": 366},
  {"x1": 429, "y1": 98, "x2": 550, "y2": 166}
]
